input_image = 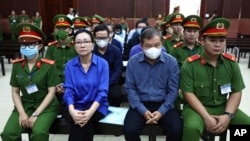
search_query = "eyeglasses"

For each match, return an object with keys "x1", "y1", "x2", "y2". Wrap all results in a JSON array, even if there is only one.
[
  {"x1": 95, "y1": 37, "x2": 109, "y2": 40},
  {"x1": 75, "y1": 40, "x2": 93, "y2": 46},
  {"x1": 20, "y1": 42, "x2": 39, "y2": 49}
]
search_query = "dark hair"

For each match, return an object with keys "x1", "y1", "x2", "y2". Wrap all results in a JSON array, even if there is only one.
[
  {"x1": 93, "y1": 24, "x2": 110, "y2": 37},
  {"x1": 74, "y1": 29, "x2": 94, "y2": 43},
  {"x1": 135, "y1": 20, "x2": 149, "y2": 28},
  {"x1": 140, "y1": 27, "x2": 163, "y2": 44},
  {"x1": 114, "y1": 24, "x2": 122, "y2": 30}
]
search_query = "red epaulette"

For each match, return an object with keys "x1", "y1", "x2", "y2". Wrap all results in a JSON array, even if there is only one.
[
  {"x1": 187, "y1": 54, "x2": 201, "y2": 63},
  {"x1": 173, "y1": 41, "x2": 183, "y2": 48},
  {"x1": 48, "y1": 40, "x2": 58, "y2": 46},
  {"x1": 163, "y1": 35, "x2": 171, "y2": 40},
  {"x1": 222, "y1": 53, "x2": 236, "y2": 62},
  {"x1": 41, "y1": 58, "x2": 55, "y2": 65},
  {"x1": 11, "y1": 58, "x2": 25, "y2": 64}
]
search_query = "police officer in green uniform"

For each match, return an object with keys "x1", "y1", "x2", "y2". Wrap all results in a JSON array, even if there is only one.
[
  {"x1": 171, "y1": 15, "x2": 204, "y2": 111},
  {"x1": 163, "y1": 13, "x2": 184, "y2": 54},
  {"x1": 180, "y1": 18, "x2": 250, "y2": 141},
  {"x1": 171, "y1": 15, "x2": 204, "y2": 68},
  {"x1": 18, "y1": 10, "x2": 29, "y2": 23},
  {"x1": 45, "y1": 14, "x2": 77, "y2": 94},
  {"x1": 1, "y1": 23, "x2": 60, "y2": 141},
  {"x1": 9, "y1": 10, "x2": 19, "y2": 40}
]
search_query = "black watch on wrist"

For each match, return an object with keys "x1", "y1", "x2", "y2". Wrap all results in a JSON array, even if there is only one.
[{"x1": 224, "y1": 112, "x2": 234, "y2": 119}]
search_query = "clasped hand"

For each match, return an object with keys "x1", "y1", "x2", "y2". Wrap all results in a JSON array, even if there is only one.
[
  {"x1": 19, "y1": 113, "x2": 37, "y2": 129},
  {"x1": 144, "y1": 110, "x2": 162, "y2": 124},
  {"x1": 70, "y1": 109, "x2": 92, "y2": 127},
  {"x1": 204, "y1": 114, "x2": 230, "y2": 134}
]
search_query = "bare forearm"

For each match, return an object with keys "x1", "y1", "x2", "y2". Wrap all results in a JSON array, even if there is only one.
[
  {"x1": 12, "y1": 91, "x2": 26, "y2": 115},
  {"x1": 225, "y1": 91, "x2": 242, "y2": 113},
  {"x1": 184, "y1": 92, "x2": 210, "y2": 119},
  {"x1": 34, "y1": 87, "x2": 56, "y2": 115}
]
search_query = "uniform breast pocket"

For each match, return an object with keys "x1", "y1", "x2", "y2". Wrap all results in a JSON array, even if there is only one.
[{"x1": 194, "y1": 82, "x2": 211, "y2": 100}]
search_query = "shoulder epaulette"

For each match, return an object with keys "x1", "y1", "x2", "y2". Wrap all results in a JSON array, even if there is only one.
[
  {"x1": 163, "y1": 35, "x2": 171, "y2": 40},
  {"x1": 223, "y1": 53, "x2": 236, "y2": 62},
  {"x1": 187, "y1": 54, "x2": 201, "y2": 63},
  {"x1": 48, "y1": 40, "x2": 58, "y2": 46},
  {"x1": 173, "y1": 41, "x2": 183, "y2": 48},
  {"x1": 11, "y1": 58, "x2": 25, "y2": 64},
  {"x1": 41, "y1": 58, "x2": 55, "y2": 65}
]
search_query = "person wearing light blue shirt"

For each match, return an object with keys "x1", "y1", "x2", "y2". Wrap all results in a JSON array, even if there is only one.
[
  {"x1": 63, "y1": 29, "x2": 109, "y2": 141},
  {"x1": 124, "y1": 27, "x2": 182, "y2": 141}
]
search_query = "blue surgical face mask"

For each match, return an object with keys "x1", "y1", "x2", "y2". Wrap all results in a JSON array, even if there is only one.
[
  {"x1": 137, "y1": 28, "x2": 142, "y2": 35},
  {"x1": 20, "y1": 45, "x2": 39, "y2": 59}
]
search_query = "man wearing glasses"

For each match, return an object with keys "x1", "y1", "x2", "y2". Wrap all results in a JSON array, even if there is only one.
[{"x1": 92, "y1": 24, "x2": 123, "y2": 107}]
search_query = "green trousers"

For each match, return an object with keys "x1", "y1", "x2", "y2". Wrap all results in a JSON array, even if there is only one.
[
  {"x1": 181, "y1": 105, "x2": 250, "y2": 141},
  {"x1": 1, "y1": 109, "x2": 58, "y2": 141}
]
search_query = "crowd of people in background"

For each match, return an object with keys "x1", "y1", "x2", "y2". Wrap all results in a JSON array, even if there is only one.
[{"x1": 1, "y1": 6, "x2": 250, "y2": 141}]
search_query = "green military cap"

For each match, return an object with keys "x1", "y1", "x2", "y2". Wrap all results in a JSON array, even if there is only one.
[
  {"x1": 16, "y1": 23, "x2": 46, "y2": 42},
  {"x1": 53, "y1": 14, "x2": 72, "y2": 27},
  {"x1": 169, "y1": 13, "x2": 185, "y2": 24},
  {"x1": 159, "y1": 21, "x2": 170, "y2": 28},
  {"x1": 200, "y1": 18, "x2": 230, "y2": 36},
  {"x1": 91, "y1": 14, "x2": 104, "y2": 24},
  {"x1": 82, "y1": 17, "x2": 93, "y2": 26},
  {"x1": 182, "y1": 15, "x2": 202, "y2": 29},
  {"x1": 72, "y1": 17, "x2": 88, "y2": 28}
]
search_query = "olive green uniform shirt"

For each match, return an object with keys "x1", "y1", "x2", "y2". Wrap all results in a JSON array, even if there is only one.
[
  {"x1": 163, "y1": 34, "x2": 183, "y2": 54},
  {"x1": 18, "y1": 15, "x2": 29, "y2": 23},
  {"x1": 171, "y1": 41, "x2": 204, "y2": 68},
  {"x1": 180, "y1": 53, "x2": 245, "y2": 106},
  {"x1": 45, "y1": 39, "x2": 77, "y2": 82},
  {"x1": 10, "y1": 57, "x2": 60, "y2": 112},
  {"x1": 32, "y1": 16, "x2": 42, "y2": 29}
]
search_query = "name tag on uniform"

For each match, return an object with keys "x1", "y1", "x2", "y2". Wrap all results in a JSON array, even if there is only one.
[
  {"x1": 220, "y1": 83, "x2": 232, "y2": 95},
  {"x1": 25, "y1": 84, "x2": 38, "y2": 95}
]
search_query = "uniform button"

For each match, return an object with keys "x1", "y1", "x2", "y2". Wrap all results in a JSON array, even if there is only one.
[
  {"x1": 214, "y1": 90, "x2": 216, "y2": 92},
  {"x1": 201, "y1": 85, "x2": 203, "y2": 88},
  {"x1": 214, "y1": 79, "x2": 216, "y2": 81}
]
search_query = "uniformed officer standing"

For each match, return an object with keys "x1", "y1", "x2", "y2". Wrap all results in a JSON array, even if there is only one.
[
  {"x1": 1, "y1": 23, "x2": 60, "y2": 141},
  {"x1": 9, "y1": 10, "x2": 19, "y2": 40},
  {"x1": 18, "y1": 10, "x2": 29, "y2": 23},
  {"x1": 163, "y1": 13, "x2": 184, "y2": 54},
  {"x1": 32, "y1": 11, "x2": 42, "y2": 29},
  {"x1": 171, "y1": 15, "x2": 204, "y2": 68},
  {"x1": 180, "y1": 18, "x2": 250, "y2": 141},
  {"x1": 45, "y1": 14, "x2": 77, "y2": 94}
]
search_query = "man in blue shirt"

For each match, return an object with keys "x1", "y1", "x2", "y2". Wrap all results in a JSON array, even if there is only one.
[
  {"x1": 124, "y1": 27, "x2": 182, "y2": 141},
  {"x1": 93, "y1": 24, "x2": 123, "y2": 107}
]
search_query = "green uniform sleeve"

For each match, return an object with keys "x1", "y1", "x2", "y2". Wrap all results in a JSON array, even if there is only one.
[
  {"x1": 9, "y1": 64, "x2": 19, "y2": 87},
  {"x1": 180, "y1": 60, "x2": 194, "y2": 93},
  {"x1": 231, "y1": 62, "x2": 245, "y2": 93},
  {"x1": 46, "y1": 63, "x2": 60, "y2": 87}
]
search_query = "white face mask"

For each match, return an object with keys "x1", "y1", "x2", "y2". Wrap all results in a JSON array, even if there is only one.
[
  {"x1": 85, "y1": 27, "x2": 91, "y2": 31},
  {"x1": 144, "y1": 47, "x2": 162, "y2": 59},
  {"x1": 96, "y1": 39, "x2": 109, "y2": 48}
]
